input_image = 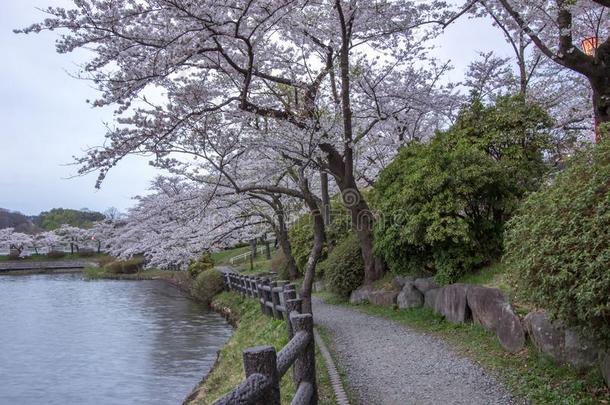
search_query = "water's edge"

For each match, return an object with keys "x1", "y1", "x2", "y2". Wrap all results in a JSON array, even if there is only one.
[{"x1": 182, "y1": 299, "x2": 237, "y2": 404}]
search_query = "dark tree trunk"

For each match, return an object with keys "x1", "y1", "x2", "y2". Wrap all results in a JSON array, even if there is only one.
[
  {"x1": 320, "y1": 170, "x2": 331, "y2": 226},
  {"x1": 319, "y1": 143, "x2": 386, "y2": 284},
  {"x1": 590, "y1": 72, "x2": 610, "y2": 142},
  {"x1": 342, "y1": 180, "x2": 385, "y2": 285},
  {"x1": 264, "y1": 239, "x2": 271, "y2": 260},
  {"x1": 300, "y1": 201, "x2": 325, "y2": 314},
  {"x1": 250, "y1": 238, "x2": 257, "y2": 259},
  {"x1": 275, "y1": 220, "x2": 298, "y2": 280}
]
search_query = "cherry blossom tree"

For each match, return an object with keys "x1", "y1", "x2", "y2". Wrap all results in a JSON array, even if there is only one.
[
  {"x1": 31, "y1": 231, "x2": 62, "y2": 254},
  {"x1": 0, "y1": 228, "x2": 33, "y2": 256},
  {"x1": 19, "y1": 0, "x2": 456, "y2": 285},
  {"x1": 471, "y1": 0, "x2": 610, "y2": 134}
]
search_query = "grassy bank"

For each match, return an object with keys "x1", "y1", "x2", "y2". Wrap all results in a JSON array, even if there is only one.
[
  {"x1": 316, "y1": 292, "x2": 609, "y2": 404},
  {"x1": 83, "y1": 266, "x2": 195, "y2": 291},
  {"x1": 188, "y1": 291, "x2": 336, "y2": 405}
]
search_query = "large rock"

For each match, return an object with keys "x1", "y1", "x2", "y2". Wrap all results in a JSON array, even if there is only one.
[
  {"x1": 397, "y1": 282, "x2": 424, "y2": 309},
  {"x1": 564, "y1": 329, "x2": 598, "y2": 370},
  {"x1": 436, "y1": 283, "x2": 471, "y2": 323},
  {"x1": 600, "y1": 352, "x2": 610, "y2": 388},
  {"x1": 424, "y1": 288, "x2": 441, "y2": 311},
  {"x1": 524, "y1": 310, "x2": 565, "y2": 363},
  {"x1": 349, "y1": 286, "x2": 372, "y2": 305},
  {"x1": 413, "y1": 277, "x2": 439, "y2": 293},
  {"x1": 466, "y1": 286, "x2": 525, "y2": 353},
  {"x1": 368, "y1": 290, "x2": 399, "y2": 306},
  {"x1": 392, "y1": 275, "x2": 415, "y2": 290}
]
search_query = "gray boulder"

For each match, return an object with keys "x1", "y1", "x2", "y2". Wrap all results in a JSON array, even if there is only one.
[
  {"x1": 436, "y1": 283, "x2": 471, "y2": 323},
  {"x1": 392, "y1": 275, "x2": 415, "y2": 290},
  {"x1": 424, "y1": 288, "x2": 441, "y2": 311},
  {"x1": 413, "y1": 277, "x2": 439, "y2": 293},
  {"x1": 524, "y1": 310, "x2": 565, "y2": 363},
  {"x1": 397, "y1": 282, "x2": 424, "y2": 309},
  {"x1": 368, "y1": 290, "x2": 399, "y2": 306},
  {"x1": 349, "y1": 286, "x2": 372, "y2": 305},
  {"x1": 564, "y1": 329, "x2": 598, "y2": 370},
  {"x1": 466, "y1": 286, "x2": 525, "y2": 353}
]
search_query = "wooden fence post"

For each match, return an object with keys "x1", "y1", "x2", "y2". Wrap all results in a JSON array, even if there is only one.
[
  {"x1": 284, "y1": 297, "x2": 301, "y2": 340},
  {"x1": 270, "y1": 281, "x2": 281, "y2": 319},
  {"x1": 261, "y1": 279, "x2": 272, "y2": 317},
  {"x1": 291, "y1": 313, "x2": 317, "y2": 405},
  {"x1": 243, "y1": 345, "x2": 280, "y2": 405}
]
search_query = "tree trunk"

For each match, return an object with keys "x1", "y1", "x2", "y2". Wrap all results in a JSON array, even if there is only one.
[
  {"x1": 275, "y1": 221, "x2": 298, "y2": 280},
  {"x1": 250, "y1": 238, "x2": 258, "y2": 259},
  {"x1": 300, "y1": 202, "x2": 325, "y2": 314},
  {"x1": 590, "y1": 72, "x2": 610, "y2": 141},
  {"x1": 320, "y1": 170, "x2": 331, "y2": 226},
  {"x1": 343, "y1": 184, "x2": 385, "y2": 285},
  {"x1": 264, "y1": 239, "x2": 271, "y2": 260}
]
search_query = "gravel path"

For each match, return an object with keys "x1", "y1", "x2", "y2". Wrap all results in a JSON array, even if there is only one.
[{"x1": 312, "y1": 297, "x2": 514, "y2": 405}]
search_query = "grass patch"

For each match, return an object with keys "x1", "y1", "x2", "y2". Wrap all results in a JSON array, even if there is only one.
[
  {"x1": 457, "y1": 262, "x2": 512, "y2": 291},
  {"x1": 211, "y1": 246, "x2": 250, "y2": 265},
  {"x1": 370, "y1": 272, "x2": 395, "y2": 290},
  {"x1": 337, "y1": 297, "x2": 610, "y2": 404},
  {"x1": 315, "y1": 325, "x2": 357, "y2": 405},
  {"x1": 82, "y1": 266, "x2": 193, "y2": 290},
  {"x1": 190, "y1": 292, "x2": 336, "y2": 405}
]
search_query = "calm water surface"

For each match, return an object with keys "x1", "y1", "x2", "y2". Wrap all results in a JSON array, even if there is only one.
[{"x1": 0, "y1": 273, "x2": 233, "y2": 405}]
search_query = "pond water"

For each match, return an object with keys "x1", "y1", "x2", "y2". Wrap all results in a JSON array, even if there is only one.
[{"x1": 0, "y1": 273, "x2": 233, "y2": 405}]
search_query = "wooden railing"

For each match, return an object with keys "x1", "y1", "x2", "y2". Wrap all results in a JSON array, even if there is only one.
[{"x1": 217, "y1": 273, "x2": 317, "y2": 405}]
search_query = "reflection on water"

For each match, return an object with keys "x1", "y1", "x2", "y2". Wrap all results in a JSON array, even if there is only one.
[{"x1": 0, "y1": 273, "x2": 232, "y2": 405}]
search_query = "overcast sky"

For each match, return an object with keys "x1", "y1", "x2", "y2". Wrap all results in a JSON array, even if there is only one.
[{"x1": 0, "y1": 1, "x2": 510, "y2": 216}]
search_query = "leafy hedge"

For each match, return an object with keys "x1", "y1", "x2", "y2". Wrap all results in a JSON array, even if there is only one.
[
  {"x1": 373, "y1": 95, "x2": 551, "y2": 283},
  {"x1": 320, "y1": 233, "x2": 364, "y2": 297},
  {"x1": 192, "y1": 269, "x2": 225, "y2": 304},
  {"x1": 105, "y1": 257, "x2": 145, "y2": 274},
  {"x1": 188, "y1": 251, "x2": 215, "y2": 279},
  {"x1": 505, "y1": 139, "x2": 610, "y2": 347},
  {"x1": 288, "y1": 198, "x2": 353, "y2": 275},
  {"x1": 271, "y1": 249, "x2": 290, "y2": 279}
]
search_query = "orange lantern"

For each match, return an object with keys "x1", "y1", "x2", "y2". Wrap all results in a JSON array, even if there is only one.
[
  {"x1": 581, "y1": 37, "x2": 601, "y2": 142},
  {"x1": 581, "y1": 37, "x2": 599, "y2": 56}
]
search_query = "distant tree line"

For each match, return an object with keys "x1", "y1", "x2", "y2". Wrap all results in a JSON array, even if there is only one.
[{"x1": 0, "y1": 208, "x2": 105, "y2": 233}]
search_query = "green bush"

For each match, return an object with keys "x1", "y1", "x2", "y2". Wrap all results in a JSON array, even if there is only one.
[
  {"x1": 105, "y1": 257, "x2": 145, "y2": 274},
  {"x1": 373, "y1": 95, "x2": 551, "y2": 283},
  {"x1": 78, "y1": 248, "x2": 95, "y2": 257},
  {"x1": 46, "y1": 250, "x2": 66, "y2": 259},
  {"x1": 188, "y1": 251, "x2": 214, "y2": 279},
  {"x1": 321, "y1": 233, "x2": 364, "y2": 297},
  {"x1": 271, "y1": 249, "x2": 290, "y2": 279},
  {"x1": 192, "y1": 269, "x2": 225, "y2": 304},
  {"x1": 505, "y1": 139, "x2": 610, "y2": 348},
  {"x1": 288, "y1": 198, "x2": 353, "y2": 275}
]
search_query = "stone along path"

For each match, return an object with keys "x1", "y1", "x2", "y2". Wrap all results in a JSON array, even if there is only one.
[{"x1": 312, "y1": 297, "x2": 514, "y2": 405}]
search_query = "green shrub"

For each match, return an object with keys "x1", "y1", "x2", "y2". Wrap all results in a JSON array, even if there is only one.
[
  {"x1": 271, "y1": 249, "x2": 289, "y2": 279},
  {"x1": 373, "y1": 95, "x2": 551, "y2": 283},
  {"x1": 505, "y1": 139, "x2": 610, "y2": 348},
  {"x1": 95, "y1": 255, "x2": 115, "y2": 267},
  {"x1": 321, "y1": 233, "x2": 364, "y2": 297},
  {"x1": 105, "y1": 257, "x2": 145, "y2": 274},
  {"x1": 78, "y1": 248, "x2": 95, "y2": 257},
  {"x1": 192, "y1": 269, "x2": 225, "y2": 304},
  {"x1": 288, "y1": 198, "x2": 353, "y2": 275},
  {"x1": 188, "y1": 251, "x2": 214, "y2": 279},
  {"x1": 46, "y1": 250, "x2": 66, "y2": 259}
]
